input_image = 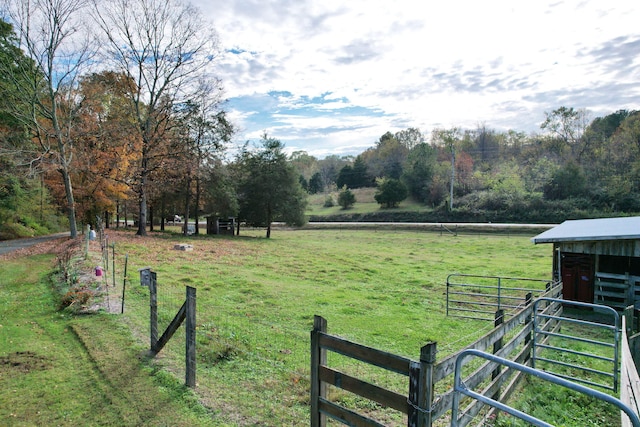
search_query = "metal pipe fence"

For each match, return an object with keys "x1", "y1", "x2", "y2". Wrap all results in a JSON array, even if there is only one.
[
  {"x1": 451, "y1": 348, "x2": 640, "y2": 427},
  {"x1": 532, "y1": 298, "x2": 620, "y2": 393},
  {"x1": 446, "y1": 274, "x2": 557, "y2": 321}
]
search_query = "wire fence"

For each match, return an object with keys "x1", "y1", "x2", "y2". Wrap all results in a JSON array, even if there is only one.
[
  {"x1": 88, "y1": 231, "x2": 320, "y2": 423},
  {"x1": 84, "y1": 227, "x2": 619, "y2": 426}
]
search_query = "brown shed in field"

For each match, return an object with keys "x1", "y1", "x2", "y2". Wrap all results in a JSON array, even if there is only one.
[{"x1": 532, "y1": 216, "x2": 640, "y2": 310}]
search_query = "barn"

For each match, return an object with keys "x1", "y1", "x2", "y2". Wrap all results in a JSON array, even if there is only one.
[{"x1": 532, "y1": 216, "x2": 640, "y2": 310}]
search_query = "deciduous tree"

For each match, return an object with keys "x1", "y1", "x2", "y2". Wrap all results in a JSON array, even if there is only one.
[
  {"x1": 541, "y1": 106, "x2": 591, "y2": 162},
  {"x1": 72, "y1": 71, "x2": 138, "y2": 225},
  {"x1": 173, "y1": 76, "x2": 233, "y2": 234},
  {"x1": 2, "y1": 0, "x2": 97, "y2": 237},
  {"x1": 92, "y1": 0, "x2": 221, "y2": 235},
  {"x1": 432, "y1": 127, "x2": 462, "y2": 209}
]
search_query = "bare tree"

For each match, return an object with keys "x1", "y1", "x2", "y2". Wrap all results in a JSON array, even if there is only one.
[
  {"x1": 541, "y1": 106, "x2": 592, "y2": 161},
  {"x1": 175, "y1": 76, "x2": 233, "y2": 235},
  {"x1": 2, "y1": 0, "x2": 96, "y2": 238},
  {"x1": 91, "y1": 0, "x2": 221, "y2": 235}
]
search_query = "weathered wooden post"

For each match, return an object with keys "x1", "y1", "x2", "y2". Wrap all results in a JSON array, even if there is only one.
[
  {"x1": 493, "y1": 309, "x2": 504, "y2": 359},
  {"x1": 310, "y1": 315, "x2": 327, "y2": 427},
  {"x1": 186, "y1": 286, "x2": 196, "y2": 388},
  {"x1": 139, "y1": 268, "x2": 158, "y2": 350},
  {"x1": 408, "y1": 361, "x2": 421, "y2": 427},
  {"x1": 410, "y1": 342, "x2": 436, "y2": 427}
]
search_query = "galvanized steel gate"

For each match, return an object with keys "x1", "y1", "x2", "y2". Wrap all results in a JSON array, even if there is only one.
[{"x1": 533, "y1": 298, "x2": 620, "y2": 393}]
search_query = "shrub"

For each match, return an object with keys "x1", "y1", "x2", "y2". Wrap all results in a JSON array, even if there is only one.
[
  {"x1": 60, "y1": 286, "x2": 94, "y2": 311},
  {"x1": 323, "y1": 195, "x2": 334, "y2": 208},
  {"x1": 374, "y1": 178, "x2": 408, "y2": 208},
  {"x1": 0, "y1": 221, "x2": 35, "y2": 239},
  {"x1": 338, "y1": 187, "x2": 356, "y2": 209}
]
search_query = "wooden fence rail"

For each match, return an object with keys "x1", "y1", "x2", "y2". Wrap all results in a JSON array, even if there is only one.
[{"x1": 310, "y1": 282, "x2": 563, "y2": 426}]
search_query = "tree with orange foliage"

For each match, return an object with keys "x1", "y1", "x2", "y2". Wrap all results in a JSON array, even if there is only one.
[
  {"x1": 92, "y1": 0, "x2": 222, "y2": 236},
  {"x1": 3, "y1": 0, "x2": 97, "y2": 238},
  {"x1": 71, "y1": 71, "x2": 140, "y2": 226}
]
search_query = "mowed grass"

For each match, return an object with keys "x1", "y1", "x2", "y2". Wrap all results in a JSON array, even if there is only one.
[
  {"x1": 108, "y1": 227, "x2": 553, "y2": 425},
  {"x1": 306, "y1": 187, "x2": 427, "y2": 215},
  {"x1": 0, "y1": 254, "x2": 227, "y2": 427}
]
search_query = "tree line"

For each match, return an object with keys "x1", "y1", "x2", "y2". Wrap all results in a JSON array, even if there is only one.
[
  {"x1": 1, "y1": 0, "x2": 639, "y2": 240},
  {"x1": 0, "y1": 0, "x2": 309, "y2": 239},
  {"x1": 292, "y1": 108, "x2": 640, "y2": 223}
]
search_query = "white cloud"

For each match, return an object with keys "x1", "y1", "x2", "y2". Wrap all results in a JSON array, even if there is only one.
[{"x1": 197, "y1": 0, "x2": 640, "y2": 157}]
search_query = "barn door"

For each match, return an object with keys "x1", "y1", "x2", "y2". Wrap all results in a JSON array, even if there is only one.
[{"x1": 561, "y1": 253, "x2": 594, "y2": 303}]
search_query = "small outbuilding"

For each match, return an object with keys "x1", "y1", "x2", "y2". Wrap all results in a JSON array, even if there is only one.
[
  {"x1": 532, "y1": 216, "x2": 640, "y2": 310},
  {"x1": 206, "y1": 217, "x2": 236, "y2": 236}
]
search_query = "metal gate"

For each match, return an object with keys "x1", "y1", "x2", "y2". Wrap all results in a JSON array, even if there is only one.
[
  {"x1": 446, "y1": 274, "x2": 555, "y2": 321},
  {"x1": 533, "y1": 298, "x2": 620, "y2": 392},
  {"x1": 451, "y1": 349, "x2": 639, "y2": 427}
]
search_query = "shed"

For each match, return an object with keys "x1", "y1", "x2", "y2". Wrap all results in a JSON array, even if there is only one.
[{"x1": 532, "y1": 216, "x2": 640, "y2": 310}]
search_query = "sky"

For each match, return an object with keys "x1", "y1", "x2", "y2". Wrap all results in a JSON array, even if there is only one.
[{"x1": 193, "y1": 0, "x2": 640, "y2": 158}]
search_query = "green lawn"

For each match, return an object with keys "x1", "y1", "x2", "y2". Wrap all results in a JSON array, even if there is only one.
[
  {"x1": 108, "y1": 228, "x2": 552, "y2": 425},
  {"x1": 0, "y1": 254, "x2": 227, "y2": 427},
  {"x1": 4, "y1": 228, "x2": 617, "y2": 426},
  {"x1": 306, "y1": 187, "x2": 427, "y2": 215}
]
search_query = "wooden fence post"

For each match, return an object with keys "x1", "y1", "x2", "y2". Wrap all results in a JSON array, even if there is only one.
[
  {"x1": 150, "y1": 271, "x2": 158, "y2": 350},
  {"x1": 408, "y1": 361, "x2": 421, "y2": 427},
  {"x1": 186, "y1": 286, "x2": 196, "y2": 388},
  {"x1": 413, "y1": 342, "x2": 437, "y2": 427},
  {"x1": 310, "y1": 315, "x2": 327, "y2": 427}
]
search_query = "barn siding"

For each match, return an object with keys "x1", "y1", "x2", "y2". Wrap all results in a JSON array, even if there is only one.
[{"x1": 558, "y1": 240, "x2": 640, "y2": 257}]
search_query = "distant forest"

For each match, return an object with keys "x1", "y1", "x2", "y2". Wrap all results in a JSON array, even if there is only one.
[{"x1": 293, "y1": 107, "x2": 640, "y2": 224}]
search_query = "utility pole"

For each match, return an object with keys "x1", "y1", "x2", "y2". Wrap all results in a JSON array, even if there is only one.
[
  {"x1": 450, "y1": 145, "x2": 455, "y2": 210},
  {"x1": 433, "y1": 127, "x2": 460, "y2": 211}
]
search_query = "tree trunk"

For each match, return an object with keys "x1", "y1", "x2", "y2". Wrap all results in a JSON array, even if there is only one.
[
  {"x1": 266, "y1": 204, "x2": 272, "y2": 238},
  {"x1": 194, "y1": 176, "x2": 200, "y2": 235},
  {"x1": 149, "y1": 205, "x2": 154, "y2": 231},
  {"x1": 59, "y1": 167, "x2": 78, "y2": 238},
  {"x1": 137, "y1": 179, "x2": 147, "y2": 236},
  {"x1": 183, "y1": 177, "x2": 191, "y2": 236},
  {"x1": 160, "y1": 193, "x2": 166, "y2": 231},
  {"x1": 116, "y1": 200, "x2": 120, "y2": 229},
  {"x1": 137, "y1": 157, "x2": 148, "y2": 236}
]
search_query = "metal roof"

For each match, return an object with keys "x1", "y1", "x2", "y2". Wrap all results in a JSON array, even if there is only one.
[{"x1": 531, "y1": 216, "x2": 640, "y2": 244}]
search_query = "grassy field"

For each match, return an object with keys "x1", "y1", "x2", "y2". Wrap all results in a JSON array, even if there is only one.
[
  {"x1": 306, "y1": 187, "x2": 427, "y2": 216},
  {"x1": 0, "y1": 227, "x2": 621, "y2": 426},
  {"x1": 103, "y1": 227, "x2": 553, "y2": 425},
  {"x1": 0, "y1": 253, "x2": 220, "y2": 426}
]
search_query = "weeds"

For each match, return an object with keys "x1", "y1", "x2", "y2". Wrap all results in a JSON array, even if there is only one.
[{"x1": 52, "y1": 238, "x2": 97, "y2": 312}]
